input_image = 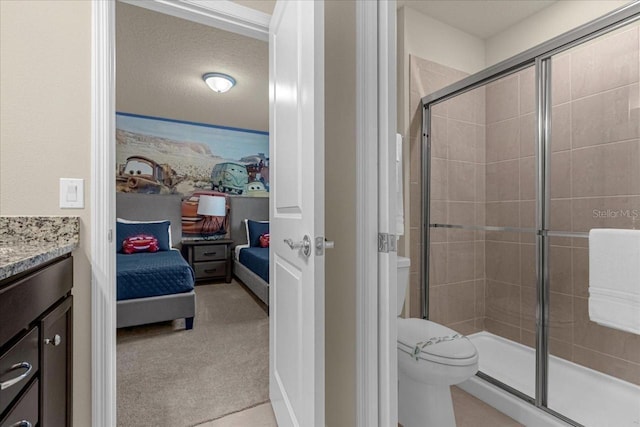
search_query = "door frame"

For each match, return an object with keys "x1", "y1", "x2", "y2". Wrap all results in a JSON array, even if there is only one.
[{"x1": 90, "y1": 1, "x2": 395, "y2": 425}]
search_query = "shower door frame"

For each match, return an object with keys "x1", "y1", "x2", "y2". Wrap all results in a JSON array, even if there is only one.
[{"x1": 420, "y1": 3, "x2": 640, "y2": 426}]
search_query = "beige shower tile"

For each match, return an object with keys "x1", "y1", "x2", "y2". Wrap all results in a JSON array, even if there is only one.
[
  {"x1": 486, "y1": 278, "x2": 522, "y2": 332},
  {"x1": 487, "y1": 74, "x2": 520, "y2": 124},
  {"x1": 409, "y1": 137, "x2": 421, "y2": 184},
  {"x1": 447, "y1": 319, "x2": 478, "y2": 335},
  {"x1": 448, "y1": 119, "x2": 477, "y2": 162},
  {"x1": 551, "y1": 103, "x2": 571, "y2": 152},
  {"x1": 448, "y1": 161, "x2": 476, "y2": 202},
  {"x1": 572, "y1": 247, "x2": 589, "y2": 298},
  {"x1": 410, "y1": 228, "x2": 421, "y2": 273},
  {"x1": 446, "y1": 241, "x2": 475, "y2": 283},
  {"x1": 409, "y1": 183, "x2": 422, "y2": 228},
  {"x1": 549, "y1": 245, "x2": 572, "y2": 295},
  {"x1": 486, "y1": 118, "x2": 520, "y2": 163},
  {"x1": 550, "y1": 151, "x2": 571, "y2": 199},
  {"x1": 519, "y1": 157, "x2": 535, "y2": 201},
  {"x1": 519, "y1": 67, "x2": 536, "y2": 115},
  {"x1": 430, "y1": 115, "x2": 447, "y2": 159},
  {"x1": 520, "y1": 201, "x2": 536, "y2": 243},
  {"x1": 486, "y1": 202, "x2": 520, "y2": 242},
  {"x1": 440, "y1": 281, "x2": 476, "y2": 325},
  {"x1": 571, "y1": 196, "x2": 640, "y2": 232},
  {"x1": 429, "y1": 242, "x2": 447, "y2": 285},
  {"x1": 571, "y1": 27, "x2": 639, "y2": 100},
  {"x1": 549, "y1": 199, "x2": 572, "y2": 232},
  {"x1": 549, "y1": 291, "x2": 574, "y2": 343},
  {"x1": 430, "y1": 159, "x2": 449, "y2": 200},
  {"x1": 571, "y1": 140, "x2": 640, "y2": 197},
  {"x1": 520, "y1": 285, "x2": 536, "y2": 332},
  {"x1": 573, "y1": 296, "x2": 640, "y2": 364},
  {"x1": 475, "y1": 241, "x2": 485, "y2": 279},
  {"x1": 449, "y1": 89, "x2": 478, "y2": 123},
  {"x1": 475, "y1": 124, "x2": 486, "y2": 164},
  {"x1": 572, "y1": 84, "x2": 640, "y2": 148},
  {"x1": 486, "y1": 160, "x2": 519, "y2": 202},
  {"x1": 447, "y1": 202, "x2": 475, "y2": 241},
  {"x1": 485, "y1": 318, "x2": 520, "y2": 342},
  {"x1": 551, "y1": 54, "x2": 571, "y2": 105},
  {"x1": 485, "y1": 241, "x2": 521, "y2": 285},
  {"x1": 519, "y1": 113, "x2": 536, "y2": 158},
  {"x1": 520, "y1": 243, "x2": 536, "y2": 288},
  {"x1": 410, "y1": 275, "x2": 422, "y2": 318},
  {"x1": 572, "y1": 346, "x2": 640, "y2": 386},
  {"x1": 475, "y1": 164, "x2": 486, "y2": 203},
  {"x1": 475, "y1": 279, "x2": 486, "y2": 318}
]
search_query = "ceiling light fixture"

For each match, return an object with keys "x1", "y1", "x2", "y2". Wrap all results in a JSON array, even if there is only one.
[{"x1": 202, "y1": 72, "x2": 236, "y2": 93}]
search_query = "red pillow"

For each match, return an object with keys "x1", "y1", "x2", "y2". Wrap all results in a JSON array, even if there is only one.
[
  {"x1": 122, "y1": 234, "x2": 159, "y2": 254},
  {"x1": 259, "y1": 233, "x2": 270, "y2": 248}
]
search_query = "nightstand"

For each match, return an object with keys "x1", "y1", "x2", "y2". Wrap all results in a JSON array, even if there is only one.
[{"x1": 182, "y1": 239, "x2": 233, "y2": 283}]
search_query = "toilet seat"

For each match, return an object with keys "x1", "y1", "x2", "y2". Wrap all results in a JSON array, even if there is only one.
[{"x1": 398, "y1": 318, "x2": 478, "y2": 366}]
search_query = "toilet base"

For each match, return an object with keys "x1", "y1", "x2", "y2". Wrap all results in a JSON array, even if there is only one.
[{"x1": 398, "y1": 370, "x2": 456, "y2": 427}]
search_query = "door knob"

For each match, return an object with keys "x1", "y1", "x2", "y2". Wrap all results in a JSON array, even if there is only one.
[
  {"x1": 284, "y1": 235, "x2": 312, "y2": 257},
  {"x1": 44, "y1": 334, "x2": 62, "y2": 346}
]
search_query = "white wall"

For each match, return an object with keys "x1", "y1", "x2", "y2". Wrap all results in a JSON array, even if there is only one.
[
  {"x1": 486, "y1": 0, "x2": 632, "y2": 66},
  {"x1": 0, "y1": 2, "x2": 92, "y2": 426}
]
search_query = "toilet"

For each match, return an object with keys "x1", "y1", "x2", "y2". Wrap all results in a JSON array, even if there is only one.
[{"x1": 396, "y1": 256, "x2": 479, "y2": 427}]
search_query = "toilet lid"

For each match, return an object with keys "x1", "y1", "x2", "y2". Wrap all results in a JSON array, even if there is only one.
[{"x1": 397, "y1": 318, "x2": 478, "y2": 366}]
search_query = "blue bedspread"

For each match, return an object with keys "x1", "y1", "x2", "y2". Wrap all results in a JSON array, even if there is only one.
[
  {"x1": 239, "y1": 247, "x2": 269, "y2": 283},
  {"x1": 117, "y1": 250, "x2": 195, "y2": 301}
]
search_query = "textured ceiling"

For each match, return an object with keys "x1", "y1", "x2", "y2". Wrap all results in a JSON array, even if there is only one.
[
  {"x1": 116, "y1": 2, "x2": 268, "y2": 132},
  {"x1": 398, "y1": 0, "x2": 557, "y2": 39}
]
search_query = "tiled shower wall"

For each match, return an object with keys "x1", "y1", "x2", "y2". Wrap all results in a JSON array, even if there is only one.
[{"x1": 409, "y1": 23, "x2": 640, "y2": 386}]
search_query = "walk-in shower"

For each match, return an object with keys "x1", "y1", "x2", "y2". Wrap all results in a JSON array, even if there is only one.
[{"x1": 420, "y1": 4, "x2": 640, "y2": 426}]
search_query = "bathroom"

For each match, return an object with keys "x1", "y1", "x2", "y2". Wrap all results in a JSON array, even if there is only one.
[{"x1": 397, "y1": 1, "x2": 640, "y2": 426}]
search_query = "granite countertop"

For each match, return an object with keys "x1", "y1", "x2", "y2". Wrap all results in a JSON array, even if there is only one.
[{"x1": 0, "y1": 216, "x2": 80, "y2": 281}]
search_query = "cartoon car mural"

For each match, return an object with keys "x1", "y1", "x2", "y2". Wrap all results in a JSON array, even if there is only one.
[
  {"x1": 244, "y1": 181, "x2": 269, "y2": 197},
  {"x1": 181, "y1": 190, "x2": 229, "y2": 236},
  {"x1": 117, "y1": 155, "x2": 178, "y2": 194},
  {"x1": 211, "y1": 162, "x2": 249, "y2": 194}
]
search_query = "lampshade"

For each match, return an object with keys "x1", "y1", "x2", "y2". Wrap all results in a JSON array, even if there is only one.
[
  {"x1": 203, "y1": 73, "x2": 236, "y2": 93},
  {"x1": 197, "y1": 195, "x2": 226, "y2": 217}
]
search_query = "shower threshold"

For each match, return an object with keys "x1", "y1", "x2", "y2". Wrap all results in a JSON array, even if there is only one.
[{"x1": 459, "y1": 332, "x2": 640, "y2": 427}]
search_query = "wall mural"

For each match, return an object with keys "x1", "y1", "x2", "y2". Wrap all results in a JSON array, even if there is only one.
[{"x1": 116, "y1": 112, "x2": 269, "y2": 237}]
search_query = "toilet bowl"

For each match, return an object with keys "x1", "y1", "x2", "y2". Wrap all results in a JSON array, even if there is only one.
[{"x1": 396, "y1": 257, "x2": 478, "y2": 427}]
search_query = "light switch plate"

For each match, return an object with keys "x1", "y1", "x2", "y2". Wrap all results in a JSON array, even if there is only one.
[{"x1": 60, "y1": 178, "x2": 84, "y2": 209}]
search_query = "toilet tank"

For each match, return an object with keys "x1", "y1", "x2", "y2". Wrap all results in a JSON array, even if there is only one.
[{"x1": 397, "y1": 256, "x2": 411, "y2": 316}]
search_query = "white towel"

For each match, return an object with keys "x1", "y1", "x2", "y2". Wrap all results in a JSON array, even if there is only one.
[
  {"x1": 589, "y1": 228, "x2": 640, "y2": 335},
  {"x1": 396, "y1": 134, "x2": 404, "y2": 236}
]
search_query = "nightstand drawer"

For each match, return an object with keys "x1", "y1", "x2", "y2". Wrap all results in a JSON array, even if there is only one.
[
  {"x1": 193, "y1": 245, "x2": 227, "y2": 262},
  {"x1": 193, "y1": 261, "x2": 227, "y2": 279}
]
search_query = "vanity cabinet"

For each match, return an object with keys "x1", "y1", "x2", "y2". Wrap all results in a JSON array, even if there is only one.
[{"x1": 0, "y1": 256, "x2": 73, "y2": 427}]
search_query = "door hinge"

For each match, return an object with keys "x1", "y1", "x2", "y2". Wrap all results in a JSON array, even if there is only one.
[{"x1": 378, "y1": 233, "x2": 397, "y2": 253}]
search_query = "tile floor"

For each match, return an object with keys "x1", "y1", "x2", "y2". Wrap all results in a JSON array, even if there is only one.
[{"x1": 198, "y1": 386, "x2": 522, "y2": 427}]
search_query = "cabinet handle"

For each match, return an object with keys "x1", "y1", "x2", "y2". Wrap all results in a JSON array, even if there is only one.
[
  {"x1": 0, "y1": 362, "x2": 32, "y2": 390},
  {"x1": 204, "y1": 269, "x2": 219, "y2": 273},
  {"x1": 203, "y1": 252, "x2": 218, "y2": 256},
  {"x1": 11, "y1": 421, "x2": 33, "y2": 427},
  {"x1": 44, "y1": 334, "x2": 62, "y2": 346}
]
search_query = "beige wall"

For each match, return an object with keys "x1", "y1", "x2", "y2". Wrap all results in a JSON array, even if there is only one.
[
  {"x1": 485, "y1": 0, "x2": 631, "y2": 66},
  {"x1": 324, "y1": 1, "x2": 357, "y2": 425},
  {"x1": 0, "y1": 1, "x2": 92, "y2": 426}
]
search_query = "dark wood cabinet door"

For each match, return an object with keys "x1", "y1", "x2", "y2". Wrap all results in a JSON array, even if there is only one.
[{"x1": 40, "y1": 296, "x2": 72, "y2": 427}]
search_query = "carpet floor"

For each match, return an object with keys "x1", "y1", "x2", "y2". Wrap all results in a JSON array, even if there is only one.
[{"x1": 117, "y1": 281, "x2": 269, "y2": 427}]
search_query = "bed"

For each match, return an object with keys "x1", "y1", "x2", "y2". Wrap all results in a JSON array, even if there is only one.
[
  {"x1": 116, "y1": 193, "x2": 196, "y2": 329},
  {"x1": 229, "y1": 196, "x2": 269, "y2": 305}
]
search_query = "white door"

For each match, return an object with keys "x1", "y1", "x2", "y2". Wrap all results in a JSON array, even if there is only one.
[{"x1": 268, "y1": 1, "x2": 325, "y2": 426}]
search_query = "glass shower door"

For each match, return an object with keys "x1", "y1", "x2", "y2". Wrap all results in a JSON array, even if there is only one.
[{"x1": 546, "y1": 20, "x2": 640, "y2": 426}]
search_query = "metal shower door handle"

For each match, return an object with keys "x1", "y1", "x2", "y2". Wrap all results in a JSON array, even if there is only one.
[{"x1": 284, "y1": 235, "x2": 312, "y2": 257}]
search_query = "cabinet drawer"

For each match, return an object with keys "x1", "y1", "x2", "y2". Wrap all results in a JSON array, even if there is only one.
[
  {"x1": 0, "y1": 379, "x2": 38, "y2": 427},
  {"x1": 193, "y1": 245, "x2": 226, "y2": 262},
  {"x1": 193, "y1": 261, "x2": 227, "y2": 279},
  {"x1": 0, "y1": 328, "x2": 38, "y2": 415}
]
